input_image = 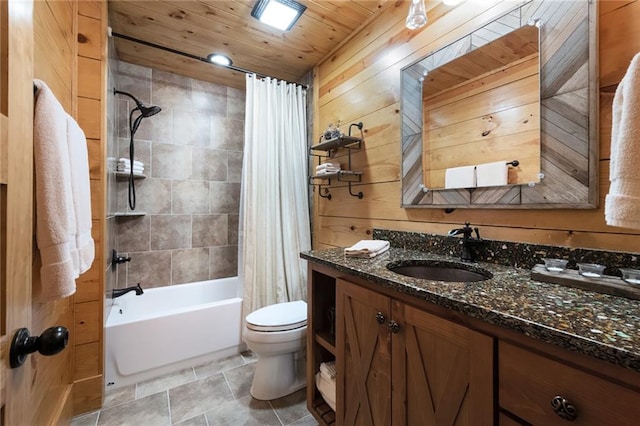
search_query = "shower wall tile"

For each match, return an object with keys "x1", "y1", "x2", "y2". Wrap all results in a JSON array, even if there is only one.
[
  {"x1": 192, "y1": 214, "x2": 228, "y2": 247},
  {"x1": 209, "y1": 182, "x2": 241, "y2": 214},
  {"x1": 172, "y1": 248, "x2": 210, "y2": 285},
  {"x1": 191, "y1": 148, "x2": 227, "y2": 181},
  {"x1": 228, "y1": 214, "x2": 239, "y2": 246},
  {"x1": 152, "y1": 142, "x2": 192, "y2": 179},
  {"x1": 227, "y1": 152, "x2": 243, "y2": 183},
  {"x1": 150, "y1": 215, "x2": 191, "y2": 250},
  {"x1": 173, "y1": 180, "x2": 209, "y2": 214},
  {"x1": 133, "y1": 109, "x2": 172, "y2": 143},
  {"x1": 227, "y1": 87, "x2": 246, "y2": 121},
  {"x1": 209, "y1": 246, "x2": 238, "y2": 279},
  {"x1": 117, "y1": 216, "x2": 150, "y2": 253},
  {"x1": 152, "y1": 69, "x2": 192, "y2": 110},
  {"x1": 117, "y1": 99, "x2": 131, "y2": 139},
  {"x1": 192, "y1": 79, "x2": 227, "y2": 116},
  {"x1": 116, "y1": 61, "x2": 244, "y2": 289},
  {"x1": 132, "y1": 178, "x2": 172, "y2": 214},
  {"x1": 117, "y1": 62, "x2": 152, "y2": 105},
  {"x1": 173, "y1": 109, "x2": 211, "y2": 146},
  {"x1": 210, "y1": 117, "x2": 244, "y2": 151},
  {"x1": 128, "y1": 250, "x2": 172, "y2": 288}
]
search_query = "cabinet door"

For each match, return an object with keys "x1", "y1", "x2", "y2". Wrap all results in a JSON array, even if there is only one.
[
  {"x1": 336, "y1": 279, "x2": 392, "y2": 426},
  {"x1": 393, "y1": 303, "x2": 494, "y2": 425}
]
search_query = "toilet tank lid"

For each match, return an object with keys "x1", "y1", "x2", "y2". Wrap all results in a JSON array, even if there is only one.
[{"x1": 246, "y1": 300, "x2": 307, "y2": 327}]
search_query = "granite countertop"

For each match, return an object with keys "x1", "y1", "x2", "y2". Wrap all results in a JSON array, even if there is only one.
[{"x1": 301, "y1": 247, "x2": 640, "y2": 373}]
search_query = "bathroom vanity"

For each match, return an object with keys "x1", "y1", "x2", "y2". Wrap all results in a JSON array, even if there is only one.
[{"x1": 302, "y1": 248, "x2": 640, "y2": 425}]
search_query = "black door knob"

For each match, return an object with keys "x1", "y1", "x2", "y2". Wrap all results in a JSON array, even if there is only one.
[{"x1": 9, "y1": 326, "x2": 69, "y2": 368}]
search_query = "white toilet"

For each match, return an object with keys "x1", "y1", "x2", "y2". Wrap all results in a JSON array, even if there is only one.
[{"x1": 243, "y1": 300, "x2": 307, "y2": 400}]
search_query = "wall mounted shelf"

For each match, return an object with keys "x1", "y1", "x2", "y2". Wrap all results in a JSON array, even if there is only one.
[
  {"x1": 114, "y1": 211, "x2": 146, "y2": 218},
  {"x1": 309, "y1": 122, "x2": 364, "y2": 200},
  {"x1": 115, "y1": 171, "x2": 146, "y2": 180}
]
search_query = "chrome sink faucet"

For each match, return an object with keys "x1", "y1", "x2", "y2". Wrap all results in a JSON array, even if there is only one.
[{"x1": 448, "y1": 222, "x2": 483, "y2": 262}]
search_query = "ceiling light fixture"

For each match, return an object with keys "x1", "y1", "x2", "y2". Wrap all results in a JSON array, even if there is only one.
[
  {"x1": 406, "y1": 0, "x2": 428, "y2": 30},
  {"x1": 251, "y1": 0, "x2": 307, "y2": 31},
  {"x1": 207, "y1": 53, "x2": 233, "y2": 67}
]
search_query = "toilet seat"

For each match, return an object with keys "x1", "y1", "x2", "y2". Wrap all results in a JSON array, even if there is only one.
[{"x1": 246, "y1": 300, "x2": 307, "y2": 332}]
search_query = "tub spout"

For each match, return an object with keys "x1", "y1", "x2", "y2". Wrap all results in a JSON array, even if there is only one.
[{"x1": 112, "y1": 283, "x2": 144, "y2": 298}]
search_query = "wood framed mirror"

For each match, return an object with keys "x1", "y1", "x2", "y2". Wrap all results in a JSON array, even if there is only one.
[{"x1": 400, "y1": 0, "x2": 597, "y2": 209}]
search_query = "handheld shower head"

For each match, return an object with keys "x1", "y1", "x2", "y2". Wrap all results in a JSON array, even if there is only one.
[
  {"x1": 113, "y1": 88, "x2": 162, "y2": 117},
  {"x1": 139, "y1": 104, "x2": 162, "y2": 117},
  {"x1": 113, "y1": 88, "x2": 162, "y2": 211}
]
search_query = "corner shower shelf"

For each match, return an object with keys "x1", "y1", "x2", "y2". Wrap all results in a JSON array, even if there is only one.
[
  {"x1": 309, "y1": 122, "x2": 364, "y2": 200},
  {"x1": 114, "y1": 211, "x2": 146, "y2": 218},
  {"x1": 115, "y1": 171, "x2": 146, "y2": 180}
]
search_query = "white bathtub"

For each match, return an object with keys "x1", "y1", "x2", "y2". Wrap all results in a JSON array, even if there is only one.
[{"x1": 105, "y1": 277, "x2": 244, "y2": 389}]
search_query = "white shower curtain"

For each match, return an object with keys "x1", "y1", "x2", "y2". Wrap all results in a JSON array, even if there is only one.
[{"x1": 240, "y1": 75, "x2": 311, "y2": 318}]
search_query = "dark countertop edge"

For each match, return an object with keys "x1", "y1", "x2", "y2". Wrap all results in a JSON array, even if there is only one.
[{"x1": 301, "y1": 252, "x2": 640, "y2": 373}]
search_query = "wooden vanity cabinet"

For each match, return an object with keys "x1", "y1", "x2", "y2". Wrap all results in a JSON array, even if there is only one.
[
  {"x1": 306, "y1": 263, "x2": 640, "y2": 426},
  {"x1": 499, "y1": 342, "x2": 640, "y2": 425},
  {"x1": 336, "y1": 278, "x2": 494, "y2": 425}
]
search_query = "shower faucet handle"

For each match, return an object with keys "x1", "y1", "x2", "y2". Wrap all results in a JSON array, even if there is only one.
[{"x1": 112, "y1": 249, "x2": 131, "y2": 268}]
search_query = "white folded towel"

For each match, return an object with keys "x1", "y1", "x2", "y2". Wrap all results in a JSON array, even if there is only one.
[
  {"x1": 316, "y1": 169, "x2": 340, "y2": 176},
  {"x1": 316, "y1": 162, "x2": 340, "y2": 170},
  {"x1": 605, "y1": 52, "x2": 640, "y2": 229},
  {"x1": 445, "y1": 165, "x2": 476, "y2": 189},
  {"x1": 476, "y1": 161, "x2": 508, "y2": 187},
  {"x1": 119, "y1": 158, "x2": 144, "y2": 168},
  {"x1": 320, "y1": 361, "x2": 336, "y2": 381},
  {"x1": 344, "y1": 240, "x2": 390, "y2": 258},
  {"x1": 315, "y1": 371, "x2": 336, "y2": 411},
  {"x1": 117, "y1": 165, "x2": 144, "y2": 173}
]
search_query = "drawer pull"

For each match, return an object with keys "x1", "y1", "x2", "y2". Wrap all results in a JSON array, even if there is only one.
[
  {"x1": 375, "y1": 312, "x2": 385, "y2": 324},
  {"x1": 551, "y1": 395, "x2": 578, "y2": 421},
  {"x1": 388, "y1": 321, "x2": 400, "y2": 333}
]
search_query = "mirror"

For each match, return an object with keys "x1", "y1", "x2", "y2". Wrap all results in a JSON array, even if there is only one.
[
  {"x1": 401, "y1": 0, "x2": 597, "y2": 208},
  {"x1": 423, "y1": 25, "x2": 539, "y2": 190}
]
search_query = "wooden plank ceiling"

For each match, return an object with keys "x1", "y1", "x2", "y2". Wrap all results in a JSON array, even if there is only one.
[{"x1": 108, "y1": 0, "x2": 387, "y2": 89}]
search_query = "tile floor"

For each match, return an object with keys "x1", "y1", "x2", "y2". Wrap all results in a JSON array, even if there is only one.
[{"x1": 71, "y1": 351, "x2": 319, "y2": 426}]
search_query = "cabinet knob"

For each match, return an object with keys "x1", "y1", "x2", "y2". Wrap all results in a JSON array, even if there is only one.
[
  {"x1": 375, "y1": 312, "x2": 385, "y2": 324},
  {"x1": 388, "y1": 321, "x2": 400, "y2": 333},
  {"x1": 551, "y1": 395, "x2": 578, "y2": 421}
]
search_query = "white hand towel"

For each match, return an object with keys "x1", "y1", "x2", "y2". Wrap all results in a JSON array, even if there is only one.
[
  {"x1": 476, "y1": 161, "x2": 508, "y2": 187},
  {"x1": 33, "y1": 79, "x2": 78, "y2": 301},
  {"x1": 66, "y1": 114, "x2": 95, "y2": 274},
  {"x1": 445, "y1": 165, "x2": 476, "y2": 189},
  {"x1": 605, "y1": 53, "x2": 640, "y2": 229},
  {"x1": 345, "y1": 240, "x2": 390, "y2": 258}
]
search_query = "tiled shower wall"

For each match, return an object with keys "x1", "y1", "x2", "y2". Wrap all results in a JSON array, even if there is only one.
[{"x1": 112, "y1": 61, "x2": 244, "y2": 289}]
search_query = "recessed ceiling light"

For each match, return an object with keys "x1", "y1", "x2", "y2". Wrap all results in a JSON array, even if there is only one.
[
  {"x1": 207, "y1": 53, "x2": 233, "y2": 67},
  {"x1": 251, "y1": 0, "x2": 306, "y2": 32}
]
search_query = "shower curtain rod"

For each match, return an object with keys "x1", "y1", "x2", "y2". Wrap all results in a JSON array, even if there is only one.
[{"x1": 112, "y1": 32, "x2": 309, "y2": 90}]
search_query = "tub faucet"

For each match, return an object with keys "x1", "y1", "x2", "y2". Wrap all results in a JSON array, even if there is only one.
[
  {"x1": 448, "y1": 222, "x2": 483, "y2": 262},
  {"x1": 112, "y1": 283, "x2": 144, "y2": 299}
]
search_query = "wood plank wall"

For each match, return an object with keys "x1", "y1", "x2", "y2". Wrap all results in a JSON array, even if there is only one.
[
  {"x1": 314, "y1": 0, "x2": 640, "y2": 253},
  {"x1": 32, "y1": 0, "x2": 76, "y2": 423},
  {"x1": 73, "y1": 0, "x2": 107, "y2": 415}
]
